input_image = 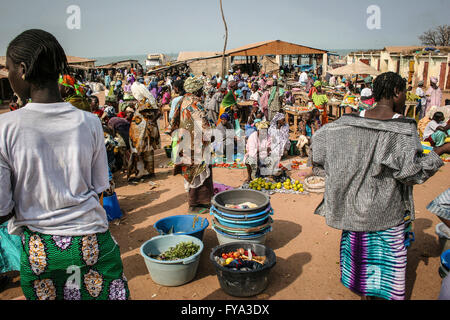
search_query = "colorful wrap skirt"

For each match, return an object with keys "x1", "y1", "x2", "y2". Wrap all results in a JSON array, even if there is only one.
[
  {"x1": 20, "y1": 228, "x2": 130, "y2": 300},
  {"x1": 0, "y1": 222, "x2": 22, "y2": 273},
  {"x1": 340, "y1": 214, "x2": 413, "y2": 300}
]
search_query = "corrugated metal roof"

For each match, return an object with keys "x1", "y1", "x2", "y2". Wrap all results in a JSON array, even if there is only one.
[
  {"x1": 0, "y1": 55, "x2": 96, "y2": 66},
  {"x1": 387, "y1": 46, "x2": 450, "y2": 55},
  {"x1": 96, "y1": 59, "x2": 140, "y2": 69},
  {"x1": 225, "y1": 40, "x2": 276, "y2": 54},
  {"x1": 177, "y1": 52, "x2": 222, "y2": 61},
  {"x1": 66, "y1": 56, "x2": 96, "y2": 64},
  {"x1": 225, "y1": 40, "x2": 328, "y2": 56}
]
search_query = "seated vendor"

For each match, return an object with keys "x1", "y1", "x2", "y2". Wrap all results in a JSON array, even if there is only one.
[
  {"x1": 284, "y1": 90, "x2": 295, "y2": 106},
  {"x1": 340, "y1": 83, "x2": 358, "y2": 114},
  {"x1": 308, "y1": 81, "x2": 329, "y2": 124},
  {"x1": 213, "y1": 113, "x2": 235, "y2": 156},
  {"x1": 423, "y1": 112, "x2": 450, "y2": 147},
  {"x1": 359, "y1": 88, "x2": 375, "y2": 111},
  {"x1": 247, "y1": 102, "x2": 260, "y2": 125},
  {"x1": 244, "y1": 121, "x2": 271, "y2": 182},
  {"x1": 297, "y1": 111, "x2": 319, "y2": 157}
]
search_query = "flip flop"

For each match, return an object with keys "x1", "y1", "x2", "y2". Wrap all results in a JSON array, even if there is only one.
[
  {"x1": 197, "y1": 208, "x2": 209, "y2": 214},
  {"x1": 188, "y1": 206, "x2": 209, "y2": 215}
]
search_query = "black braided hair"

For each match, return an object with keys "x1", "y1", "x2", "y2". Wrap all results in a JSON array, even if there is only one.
[
  {"x1": 173, "y1": 79, "x2": 185, "y2": 95},
  {"x1": 432, "y1": 112, "x2": 444, "y2": 122},
  {"x1": 6, "y1": 29, "x2": 68, "y2": 85},
  {"x1": 373, "y1": 72, "x2": 406, "y2": 102}
]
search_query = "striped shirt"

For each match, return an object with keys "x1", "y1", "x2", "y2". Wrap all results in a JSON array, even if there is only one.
[
  {"x1": 311, "y1": 114, "x2": 444, "y2": 232},
  {"x1": 427, "y1": 188, "x2": 450, "y2": 220}
]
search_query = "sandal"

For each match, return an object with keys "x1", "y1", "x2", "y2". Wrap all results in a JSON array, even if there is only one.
[
  {"x1": 188, "y1": 206, "x2": 210, "y2": 214},
  {"x1": 196, "y1": 208, "x2": 209, "y2": 214}
]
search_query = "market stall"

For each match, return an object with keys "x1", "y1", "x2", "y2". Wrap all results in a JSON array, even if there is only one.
[
  {"x1": 283, "y1": 105, "x2": 322, "y2": 133},
  {"x1": 328, "y1": 60, "x2": 381, "y2": 78},
  {"x1": 237, "y1": 100, "x2": 255, "y2": 124}
]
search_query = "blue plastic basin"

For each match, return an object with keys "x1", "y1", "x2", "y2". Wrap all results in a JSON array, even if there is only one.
[
  {"x1": 154, "y1": 215, "x2": 209, "y2": 241},
  {"x1": 212, "y1": 212, "x2": 272, "y2": 228},
  {"x1": 140, "y1": 235, "x2": 204, "y2": 287}
]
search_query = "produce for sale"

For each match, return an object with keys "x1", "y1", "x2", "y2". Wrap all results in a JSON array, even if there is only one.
[
  {"x1": 217, "y1": 248, "x2": 267, "y2": 266},
  {"x1": 151, "y1": 241, "x2": 200, "y2": 261}
]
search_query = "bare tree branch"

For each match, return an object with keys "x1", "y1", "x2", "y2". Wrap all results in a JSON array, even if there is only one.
[
  {"x1": 419, "y1": 25, "x2": 450, "y2": 46},
  {"x1": 219, "y1": 0, "x2": 228, "y2": 79}
]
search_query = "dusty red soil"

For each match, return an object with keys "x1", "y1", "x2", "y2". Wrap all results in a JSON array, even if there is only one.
[{"x1": 0, "y1": 117, "x2": 448, "y2": 300}]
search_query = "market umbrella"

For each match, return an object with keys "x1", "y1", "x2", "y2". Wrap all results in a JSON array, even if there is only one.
[{"x1": 328, "y1": 60, "x2": 381, "y2": 76}]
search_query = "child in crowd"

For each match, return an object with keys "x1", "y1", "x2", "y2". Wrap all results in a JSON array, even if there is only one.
[
  {"x1": 423, "y1": 112, "x2": 450, "y2": 147},
  {"x1": 297, "y1": 111, "x2": 319, "y2": 157}
]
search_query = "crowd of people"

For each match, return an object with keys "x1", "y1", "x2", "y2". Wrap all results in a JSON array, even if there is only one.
[{"x1": 0, "y1": 29, "x2": 449, "y2": 301}]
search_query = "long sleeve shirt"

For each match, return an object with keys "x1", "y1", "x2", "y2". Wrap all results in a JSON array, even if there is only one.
[
  {"x1": 426, "y1": 87, "x2": 442, "y2": 108},
  {"x1": 311, "y1": 114, "x2": 443, "y2": 232}
]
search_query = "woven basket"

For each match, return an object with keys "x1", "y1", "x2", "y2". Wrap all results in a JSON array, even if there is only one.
[{"x1": 304, "y1": 176, "x2": 325, "y2": 193}]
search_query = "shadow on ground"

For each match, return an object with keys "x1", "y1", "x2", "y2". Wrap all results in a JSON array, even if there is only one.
[
  {"x1": 202, "y1": 252, "x2": 312, "y2": 300},
  {"x1": 405, "y1": 218, "x2": 442, "y2": 299}
]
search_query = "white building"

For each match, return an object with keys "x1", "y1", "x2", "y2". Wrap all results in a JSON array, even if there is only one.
[{"x1": 346, "y1": 46, "x2": 450, "y2": 89}]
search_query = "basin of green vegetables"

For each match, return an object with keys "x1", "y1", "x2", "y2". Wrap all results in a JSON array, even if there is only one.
[{"x1": 140, "y1": 234, "x2": 204, "y2": 286}]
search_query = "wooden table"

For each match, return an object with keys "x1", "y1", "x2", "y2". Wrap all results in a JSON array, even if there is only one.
[
  {"x1": 237, "y1": 100, "x2": 255, "y2": 124},
  {"x1": 328, "y1": 100, "x2": 343, "y2": 119},
  {"x1": 292, "y1": 91, "x2": 309, "y2": 105},
  {"x1": 404, "y1": 102, "x2": 417, "y2": 118},
  {"x1": 287, "y1": 81, "x2": 302, "y2": 90},
  {"x1": 285, "y1": 109, "x2": 301, "y2": 134},
  {"x1": 284, "y1": 107, "x2": 323, "y2": 134}
]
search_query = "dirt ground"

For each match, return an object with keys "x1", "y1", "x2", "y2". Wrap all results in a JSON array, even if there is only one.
[{"x1": 0, "y1": 112, "x2": 448, "y2": 300}]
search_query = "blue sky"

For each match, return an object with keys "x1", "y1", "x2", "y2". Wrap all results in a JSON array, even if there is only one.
[{"x1": 0, "y1": 0, "x2": 449, "y2": 58}]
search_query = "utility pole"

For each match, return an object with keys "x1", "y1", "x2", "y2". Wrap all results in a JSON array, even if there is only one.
[{"x1": 220, "y1": 0, "x2": 228, "y2": 79}]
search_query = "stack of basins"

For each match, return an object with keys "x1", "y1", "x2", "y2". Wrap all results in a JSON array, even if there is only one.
[{"x1": 210, "y1": 190, "x2": 273, "y2": 244}]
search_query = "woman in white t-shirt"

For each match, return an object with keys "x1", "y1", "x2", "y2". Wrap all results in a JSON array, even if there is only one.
[
  {"x1": 0, "y1": 29, "x2": 129, "y2": 300},
  {"x1": 423, "y1": 112, "x2": 450, "y2": 147},
  {"x1": 249, "y1": 83, "x2": 261, "y2": 105}
]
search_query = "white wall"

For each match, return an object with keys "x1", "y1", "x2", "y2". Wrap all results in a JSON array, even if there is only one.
[{"x1": 346, "y1": 51, "x2": 449, "y2": 89}]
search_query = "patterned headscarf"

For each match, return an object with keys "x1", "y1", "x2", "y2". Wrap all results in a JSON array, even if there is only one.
[
  {"x1": 227, "y1": 80, "x2": 237, "y2": 89},
  {"x1": 220, "y1": 113, "x2": 231, "y2": 121},
  {"x1": 184, "y1": 76, "x2": 204, "y2": 93},
  {"x1": 104, "y1": 106, "x2": 116, "y2": 118},
  {"x1": 255, "y1": 121, "x2": 269, "y2": 130},
  {"x1": 59, "y1": 75, "x2": 76, "y2": 88},
  {"x1": 59, "y1": 74, "x2": 85, "y2": 96},
  {"x1": 270, "y1": 112, "x2": 285, "y2": 127},
  {"x1": 314, "y1": 80, "x2": 322, "y2": 88},
  {"x1": 136, "y1": 99, "x2": 156, "y2": 113},
  {"x1": 269, "y1": 112, "x2": 290, "y2": 158}
]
